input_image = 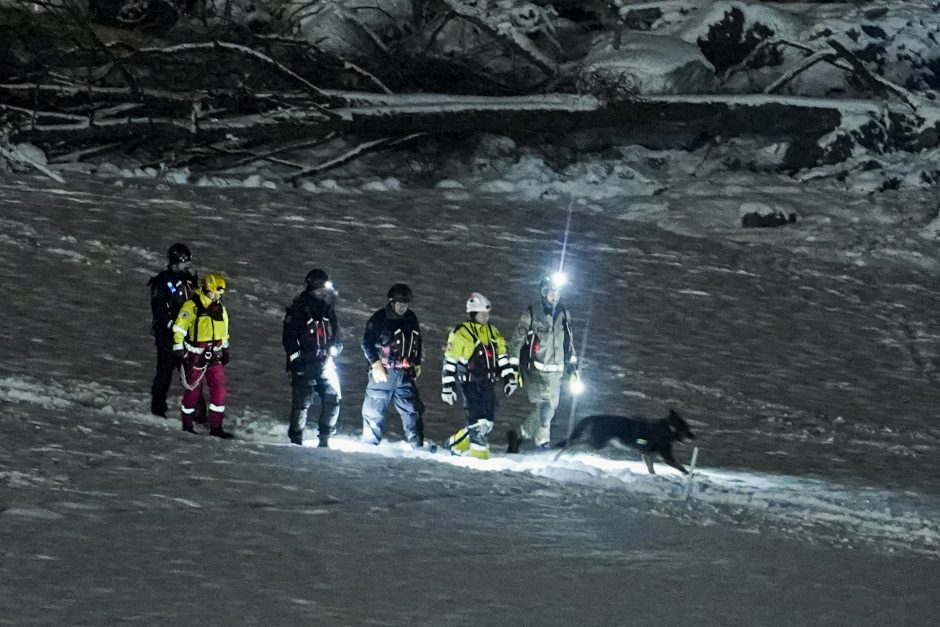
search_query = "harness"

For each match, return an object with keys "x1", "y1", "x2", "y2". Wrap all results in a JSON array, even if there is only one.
[
  {"x1": 180, "y1": 296, "x2": 225, "y2": 388},
  {"x1": 520, "y1": 305, "x2": 570, "y2": 374},
  {"x1": 460, "y1": 323, "x2": 500, "y2": 382},
  {"x1": 301, "y1": 303, "x2": 334, "y2": 359},
  {"x1": 184, "y1": 296, "x2": 225, "y2": 360},
  {"x1": 381, "y1": 326, "x2": 421, "y2": 370}
]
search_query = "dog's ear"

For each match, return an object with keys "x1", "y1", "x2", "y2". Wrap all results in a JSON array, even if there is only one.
[{"x1": 668, "y1": 408, "x2": 682, "y2": 421}]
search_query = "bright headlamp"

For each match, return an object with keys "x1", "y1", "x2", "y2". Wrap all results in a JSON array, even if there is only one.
[{"x1": 550, "y1": 272, "x2": 568, "y2": 289}]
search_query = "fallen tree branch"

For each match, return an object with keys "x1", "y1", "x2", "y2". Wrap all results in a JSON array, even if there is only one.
[
  {"x1": 337, "y1": 7, "x2": 391, "y2": 56},
  {"x1": 255, "y1": 35, "x2": 395, "y2": 95},
  {"x1": 827, "y1": 38, "x2": 919, "y2": 112},
  {"x1": 0, "y1": 143, "x2": 65, "y2": 183},
  {"x1": 47, "y1": 141, "x2": 124, "y2": 164},
  {"x1": 225, "y1": 133, "x2": 338, "y2": 168},
  {"x1": 439, "y1": 0, "x2": 557, "y2": 77},
  {"x1": 133, "y1": 41, "x2": 345, "y2": 116},
  {"x1": 764, "y1": 49, "x2": 837, "y2": 94},
  {"x1": 285, "y1": 133, "x2": 424, "y2": 183}
]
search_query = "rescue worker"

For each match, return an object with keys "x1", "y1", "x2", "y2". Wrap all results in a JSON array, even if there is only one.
[
  {"x1": 441, "y1": 292, "x2": 517, "y2": 459},
  {"x1": 172, "y1": 272, "x2": 233, "y2": 438},
  {"x1": 506, "y1": 274, "x2": 578, "y2": 453},
  {"x1": 147, "y1": 243, "x2": 198, "y2": 417},
  {"x1": 283, "y1": 268, "x2": 343, "y2": 447},
  {"x1": 360, "y1": 283, "x2": 425, "y2": 448}
]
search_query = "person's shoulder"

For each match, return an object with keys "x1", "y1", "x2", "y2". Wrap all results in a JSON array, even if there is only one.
[
  {"x1": 148, "y1": 269, "x2": 169, "y2": 286},
  {"x1": 285, "y1": 294, "x2": 304, "y2": 314}
]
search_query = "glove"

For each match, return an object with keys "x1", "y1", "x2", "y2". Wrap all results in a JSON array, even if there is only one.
[
  {"x1": 441, "y1": 387, "x2": 456, "y2": 406},
  {"x1": 174, "y1": 349, "x2": 186, "y2": 362},
  {"x1": 220, "y1": 348, "x2": 230, "y2": 366},
  {"x1": 413, "y1": 365, "x2": 422, "y2": 379},
  {"x1": 503, "y1": 378, "x2": 518, "y2": 397},
  {"x1": 371, "y1": 360, "x2": 388, "y2": 383}
]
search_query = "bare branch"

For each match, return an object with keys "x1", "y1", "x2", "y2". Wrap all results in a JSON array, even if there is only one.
[
  {"x1": 827, "y1": 38, "x2": 919, "y2": 111},
  {"x1": 764, "y1": 50, "x2": 837, "y2": 94},
  {"x1": 132, "y1": 41, "x2": 345, "y2": 115},
  {"x1": 438, "y1": 0, "x2": 557, "y2": 77},
  {"x1": 285, "y1": 133, "x2": 423, "y2": 183}
]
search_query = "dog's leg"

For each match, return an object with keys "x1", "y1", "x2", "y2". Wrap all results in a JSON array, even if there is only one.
[
  {"x1": 660, "y1": 450, "x2": 688, "y2": 474},
  {"x1": 642, "y1": 453, "x2": 656, "y2": 474}
]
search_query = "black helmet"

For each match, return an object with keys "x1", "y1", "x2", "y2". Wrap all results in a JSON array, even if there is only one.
[
  {"x1": 305, "y1": 268, "x2": 330, "y2": 289},
  {"x1": 167, "y1": 243, "x2": 192, "y2": 264},
  {"x1": 387, "y1": 283, "x2": 413, "y2": 303}
]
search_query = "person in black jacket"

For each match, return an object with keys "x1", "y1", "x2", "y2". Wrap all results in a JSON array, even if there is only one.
[
  {"x1": 283, "y1": 268, "x2": 343, "y2": 447},
  {"x1": 147, "y1": 243, "x2": 198, "y2": 417},
  {"x1": 361, "y1": 283, "x2": 424, "y2": 448}
]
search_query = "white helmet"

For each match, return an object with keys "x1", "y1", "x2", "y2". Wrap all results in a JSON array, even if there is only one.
[{"x1": 466, "y1": 292, "x2": 492, "y2": 313}]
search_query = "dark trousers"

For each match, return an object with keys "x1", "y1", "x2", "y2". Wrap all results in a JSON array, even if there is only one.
[
  {"x1": 361, "y1": 368, "x2": 424, "y2": 445},
  {"x1": 150, "y1": 343, "x2": 177, "y2": 415},
  {"x1": 460, "y1": 381, "x2": 497, "y2": 427},
  {"x1": 288, "y1": 361, "x2": 341, "y2": 442}
]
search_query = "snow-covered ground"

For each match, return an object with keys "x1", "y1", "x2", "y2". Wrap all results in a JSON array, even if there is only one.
[{"x1": 1, "y1": 171, "x2": 939, "y2": 624}]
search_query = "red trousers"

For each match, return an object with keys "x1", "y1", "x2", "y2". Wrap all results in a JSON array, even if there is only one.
[{"x1": 180, "y1": 363, "x2": 227, "y2": 429}]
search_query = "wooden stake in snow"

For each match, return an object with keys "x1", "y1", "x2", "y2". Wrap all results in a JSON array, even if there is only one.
[{"x1": 684, "y1": 447, "x2": 699, "y2": 501}]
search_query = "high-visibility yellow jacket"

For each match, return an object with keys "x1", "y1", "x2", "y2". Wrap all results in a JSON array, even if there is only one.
[
  {"x1": 172, "y1": 289, "x2": 230, "y2": 352},
  {"x1": 442, "y1": 320, "x2": 513, "y2": 386}
]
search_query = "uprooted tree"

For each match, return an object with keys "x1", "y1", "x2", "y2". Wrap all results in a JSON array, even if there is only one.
[{"x1": 1, "y1": 0, "x2": 937, "y2": 182}]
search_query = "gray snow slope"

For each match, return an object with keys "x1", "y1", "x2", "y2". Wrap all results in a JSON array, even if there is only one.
[{"x1": 1, "y1": 173, "x2": 938, "y2": 625}]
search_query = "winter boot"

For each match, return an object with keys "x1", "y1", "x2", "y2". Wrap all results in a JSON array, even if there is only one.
[
  {"x1": 209, "y1": 427, "x2": 234, "y2": 439},
  {"x1": 468, "y1": 427, "x2": 491, "y2": 460},
  {"x1": 317, "y1": 437, "x2": 329, "y2": 448},
  {"x1": 288, "y1": 430, "x2": 303, "y2": 446},
  {"x1": 182, "y1": 424, "x2": 197, "y2": 434},
  {"x1": 506, "y1": 430, "x2": 520, "y2": 454}
]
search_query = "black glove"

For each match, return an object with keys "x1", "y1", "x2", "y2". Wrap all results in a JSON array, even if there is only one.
[
  {"x1": 221, "y1": 348, "x2": 230, "y2": 366},
  {"x1": 174, "y1": 349, "x2": 186, "y2": 363}
]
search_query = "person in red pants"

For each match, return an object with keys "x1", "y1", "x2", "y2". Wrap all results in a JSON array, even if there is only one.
[{"x1": 172, "y1": 272, "x2": 233, "y2": 438}]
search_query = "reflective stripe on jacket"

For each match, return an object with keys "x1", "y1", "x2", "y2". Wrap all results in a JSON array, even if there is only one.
[{"x1": 508, "y1": 303, "x2": 574, "y2": 372}]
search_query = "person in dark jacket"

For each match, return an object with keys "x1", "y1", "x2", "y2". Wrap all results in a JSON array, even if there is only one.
[
  {"x1": 283, "y1": 268, "x2": 343, "y2": 447},
  {"x1": 147, "y1": 243, "x2": 198, "y2": 417},
  {"x1": 361, "y1": 283, "x2": 424, "y2": 448}
]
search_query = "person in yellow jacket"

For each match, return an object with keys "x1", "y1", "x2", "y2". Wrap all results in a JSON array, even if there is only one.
[
  {"x1": 441, "y1": 292, "x2": 517, "y2": 459},
  {"x1": 172, "y1": 272, "x2": 233, "y2": 438}
]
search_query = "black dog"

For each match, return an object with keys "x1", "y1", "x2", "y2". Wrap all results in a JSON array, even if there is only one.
[{"x1": 556, "y1": 409, "x2": 695, "y2": 474}]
